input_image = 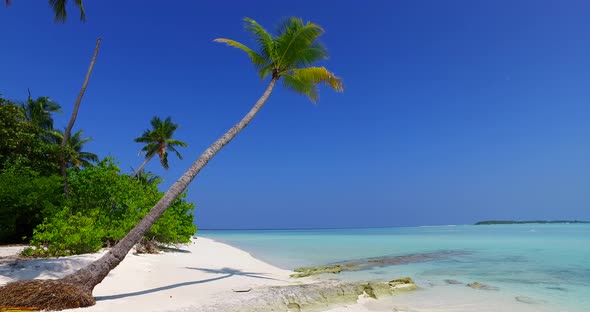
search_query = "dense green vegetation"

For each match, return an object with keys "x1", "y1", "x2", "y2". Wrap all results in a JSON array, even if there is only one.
[
  {"x1": 0, "y1": 97, "x2": 196, "y2": 255},
  {"x1": 475, "y1": 220, "x2": 590, "y2": 225}
]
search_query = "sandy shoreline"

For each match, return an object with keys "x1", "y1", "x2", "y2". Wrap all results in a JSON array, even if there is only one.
[
  {"x1": 1, "y1": 237, "x2": 558, "y2": 312},
  {"x1": 0, "y1": 237, "x2": 382, "y2": 311}
]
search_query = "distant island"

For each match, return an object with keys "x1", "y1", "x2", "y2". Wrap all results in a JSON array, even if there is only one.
[{"x1": 475, "y1": 220, "x2": 590, "y2": 225}]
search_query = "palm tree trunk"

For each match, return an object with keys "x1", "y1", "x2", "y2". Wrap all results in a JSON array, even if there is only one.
[
  {"x1": 61, "y1": 38, "x2": 101, "y2": 197},
  {"x1": 61, "y1": 77, "x2": 278, "y2": 293},
  {"x1": 131, "y1": 154, "x2": 155, "y2": 178}
]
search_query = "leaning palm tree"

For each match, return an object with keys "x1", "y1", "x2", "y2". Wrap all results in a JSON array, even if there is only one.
[
  {"x1": 131, "y1": 116, "x2": 187, "y2": 177},
  {"x1": 48, "y1": 129, "x2": 98, "y2": 168},
  {"x1": 21, "y1": 95, "x2": 62, "y2": 130},
  {"x1": 0, "y1": 17, "x2": 343, "y2": 310}
]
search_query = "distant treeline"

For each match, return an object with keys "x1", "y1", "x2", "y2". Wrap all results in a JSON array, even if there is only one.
[{"x1": 475, "y1": 220, "x2": 590, "y2": 225}]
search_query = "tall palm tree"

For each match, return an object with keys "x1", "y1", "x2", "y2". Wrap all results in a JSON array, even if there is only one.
[
  {"x1": 48, "y1": 129, "x2": 98, "y2": 168},
  {"x1": 0, "y1": 17, "x2": 343, "y2": 309},
  {"x1": 21, "y1": 95, "x2": 62, "y2": 130},
  {"x1": 5, "y1": 0, "x2": 86, "y2": 22},
  {"x1": 131, "y1": 116, "x2": 187, "y2": 177},
  {"x1": 61, "y1": 37, "x2": 101, "y2": 197}
]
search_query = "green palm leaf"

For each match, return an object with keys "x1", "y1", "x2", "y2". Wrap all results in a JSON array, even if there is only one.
[
  {"x1": 290, "y1": 67, "x2": 344, "y2": 91},
  {"x1": 244, "y1": 18, "x2": 276, "y2": 61},
  {"x1": 213, "y1": 38, "x2": 267, "y2": 68},
  {"x1": 275, "y1": 19, "x2": 324, "y2": 69},
  {"x1": 49, "y1": 0, "x2": 86, "y2": 22}
]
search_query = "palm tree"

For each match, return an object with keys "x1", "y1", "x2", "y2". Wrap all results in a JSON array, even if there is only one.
[
  {"x1": 134, "y1": 169, "x2": 162, "y2": 186},
  {"x1": 0, "y1": 17, "x2": 343, "y2": 309},
  {"x1": 48, "y1": 129, "x2": 98, "y2": 168},
  {"x1": 5, "y1": 0, "x2": 86, "y2": 22},
  {"x1": 131, "y1": 116, "x2": 187, "y2": 177},
  {"x1": 60, "y1": 37, "x2": 100, "y2": 197},
  {"x1": 21, "y1": 95, "x2": 62, "y2": 130}
]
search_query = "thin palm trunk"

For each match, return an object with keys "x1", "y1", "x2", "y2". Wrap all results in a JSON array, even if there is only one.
[
  {"x1": 62, "y1": 77, "x2": 278, "y2": 293},
  {"x1": 131, "y1": 154, "x2": 155, "y2": 178},
  {"x1": 61, "y1": 38, "x2": 101, "y2": 197}
]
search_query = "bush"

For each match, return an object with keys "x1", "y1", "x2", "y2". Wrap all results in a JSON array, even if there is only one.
[
  {"x1": 0, "y1": 166, "x2": 63, "y2": 244},
  {"x1": 146, "y1": 192, "x2": 196, "y2": 244},
  {"x1": 26, "y1": 159, "x2": 196, "y2": 256},
  {"x1": 24, "y1": 208, "x2": 104, "y2": 257}
]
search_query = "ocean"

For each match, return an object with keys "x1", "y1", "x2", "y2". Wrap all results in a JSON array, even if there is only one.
[{"x1": 200, "y1": 224, "x2": 590, "y2": 311}]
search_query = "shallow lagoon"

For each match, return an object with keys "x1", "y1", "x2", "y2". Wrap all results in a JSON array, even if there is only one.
[{"x1": 202, "y1": 224, "x2": 590, "y2": 311}]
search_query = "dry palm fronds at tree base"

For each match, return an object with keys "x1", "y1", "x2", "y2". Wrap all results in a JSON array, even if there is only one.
[{"x1": 0, "y1": 280, "x2": 95, "y2": 311}]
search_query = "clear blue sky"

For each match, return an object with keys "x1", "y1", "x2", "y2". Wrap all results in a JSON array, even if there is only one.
[{"x1": 2, "y1": 1, "x2": 589, "y2": 229}]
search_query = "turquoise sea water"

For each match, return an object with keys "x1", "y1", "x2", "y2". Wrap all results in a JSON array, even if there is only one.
[{"x1": 201, "y1": 224, "x2": 590, "y2": 312}]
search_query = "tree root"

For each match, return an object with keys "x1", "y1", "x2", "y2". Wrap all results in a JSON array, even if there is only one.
[{"x1": 0, "y1": 280, "x2": 95, "y2": 311}]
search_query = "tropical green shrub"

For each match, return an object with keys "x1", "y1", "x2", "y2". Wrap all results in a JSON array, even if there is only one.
[
  {"x1": 23, "y1": 207, "x2": 105, "y2": 257},
  {"x1": 0, "y1": 166, "x2": 63, "y2": 243},
  {"x1": 26, "y1": 159, "x2": 196, "y2": 256},
  {"x1": 146, "y1": 192, "x2": 196, "y2": 244}
]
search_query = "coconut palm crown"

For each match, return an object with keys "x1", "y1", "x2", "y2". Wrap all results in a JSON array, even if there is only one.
[
  {"x1": 21, "y1": 96, "x2": 62, "y2": 130},
  {"x1": 214, "y1": 17, "x2": 343, "y2": 102},
  {"x1": 132, "y1": 116, "x2": 187, "y2": 177},
  {"x1": 48, "y1": 129, "x2": 98, "y2": 168}
]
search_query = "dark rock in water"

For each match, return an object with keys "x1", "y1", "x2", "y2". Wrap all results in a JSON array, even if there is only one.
[
  {"x1": 467, "y1": 282, "x2": 499, "y2": 291},
  {"x1": 444, "y1": 279, "x2": 463, "y2": 285},
  {"x1": 546, "y1": 286, "x2": 567, "y2": 292},
  {"x1": 291, "y1": 250, "x2": 472, "y2": 278},
  {"x1": 515, "y1": 296, "x2": 546, "y2": 304},
  {"x1": 290, "y1": 265, "x2": 345, "y2": 278}
]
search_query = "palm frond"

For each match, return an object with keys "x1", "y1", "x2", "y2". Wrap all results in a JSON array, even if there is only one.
[
  {"x1": 73, "y1": 0, "x2": 85, "y2": 22},
  {"x1": 159, "y1": 152, "x2": 169, "y2": 170},
  {"x1": 140, "y1": 143, "x2": 158, "y2": 158},
  {"x1": 294, "y1": 42, "x2": 328, "y2": 67},
  {"x1": 291, "y1": 67, "x2": 344, "y2": 92},
  {"x1": 275, "y1": 18, "x2": 324, "y2": 69},
  {"x1": 79, "y1": 151, "x2": 98, "y2": 164},
  {"x1": 166, "y1": 139, "x2": 188, "y2": 147},
  {"x1": 49, "y1": 0, "x2": 66, "y2": 22},
  {"x1": 282, "y1": 73, "x2": 319, "y2": 103},
  {"x1": 213, "y1": 38, "x2": 267, "y2": 68},
  {"x1": 49, "y1": 0, "x2": 86, "y2": 22},
  {"x1": 244, "y1": 17, "x2": 276, "y2": 61},
  {"x1": 168, "y1": 145, "x2": 183, "y2": 160}
]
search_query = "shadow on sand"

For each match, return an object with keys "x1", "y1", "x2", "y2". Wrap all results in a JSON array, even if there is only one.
[{"x1": 95, "y1": 267, "x2": 280, "y2": 301}]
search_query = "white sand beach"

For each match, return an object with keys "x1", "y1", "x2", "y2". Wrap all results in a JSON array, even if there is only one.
[
  {"x1": 0, "y1": 237, "x2": 385, "y2": 311},
  {"x1": 1, "y1": 237, "x2": 558, "y2": 312}
]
